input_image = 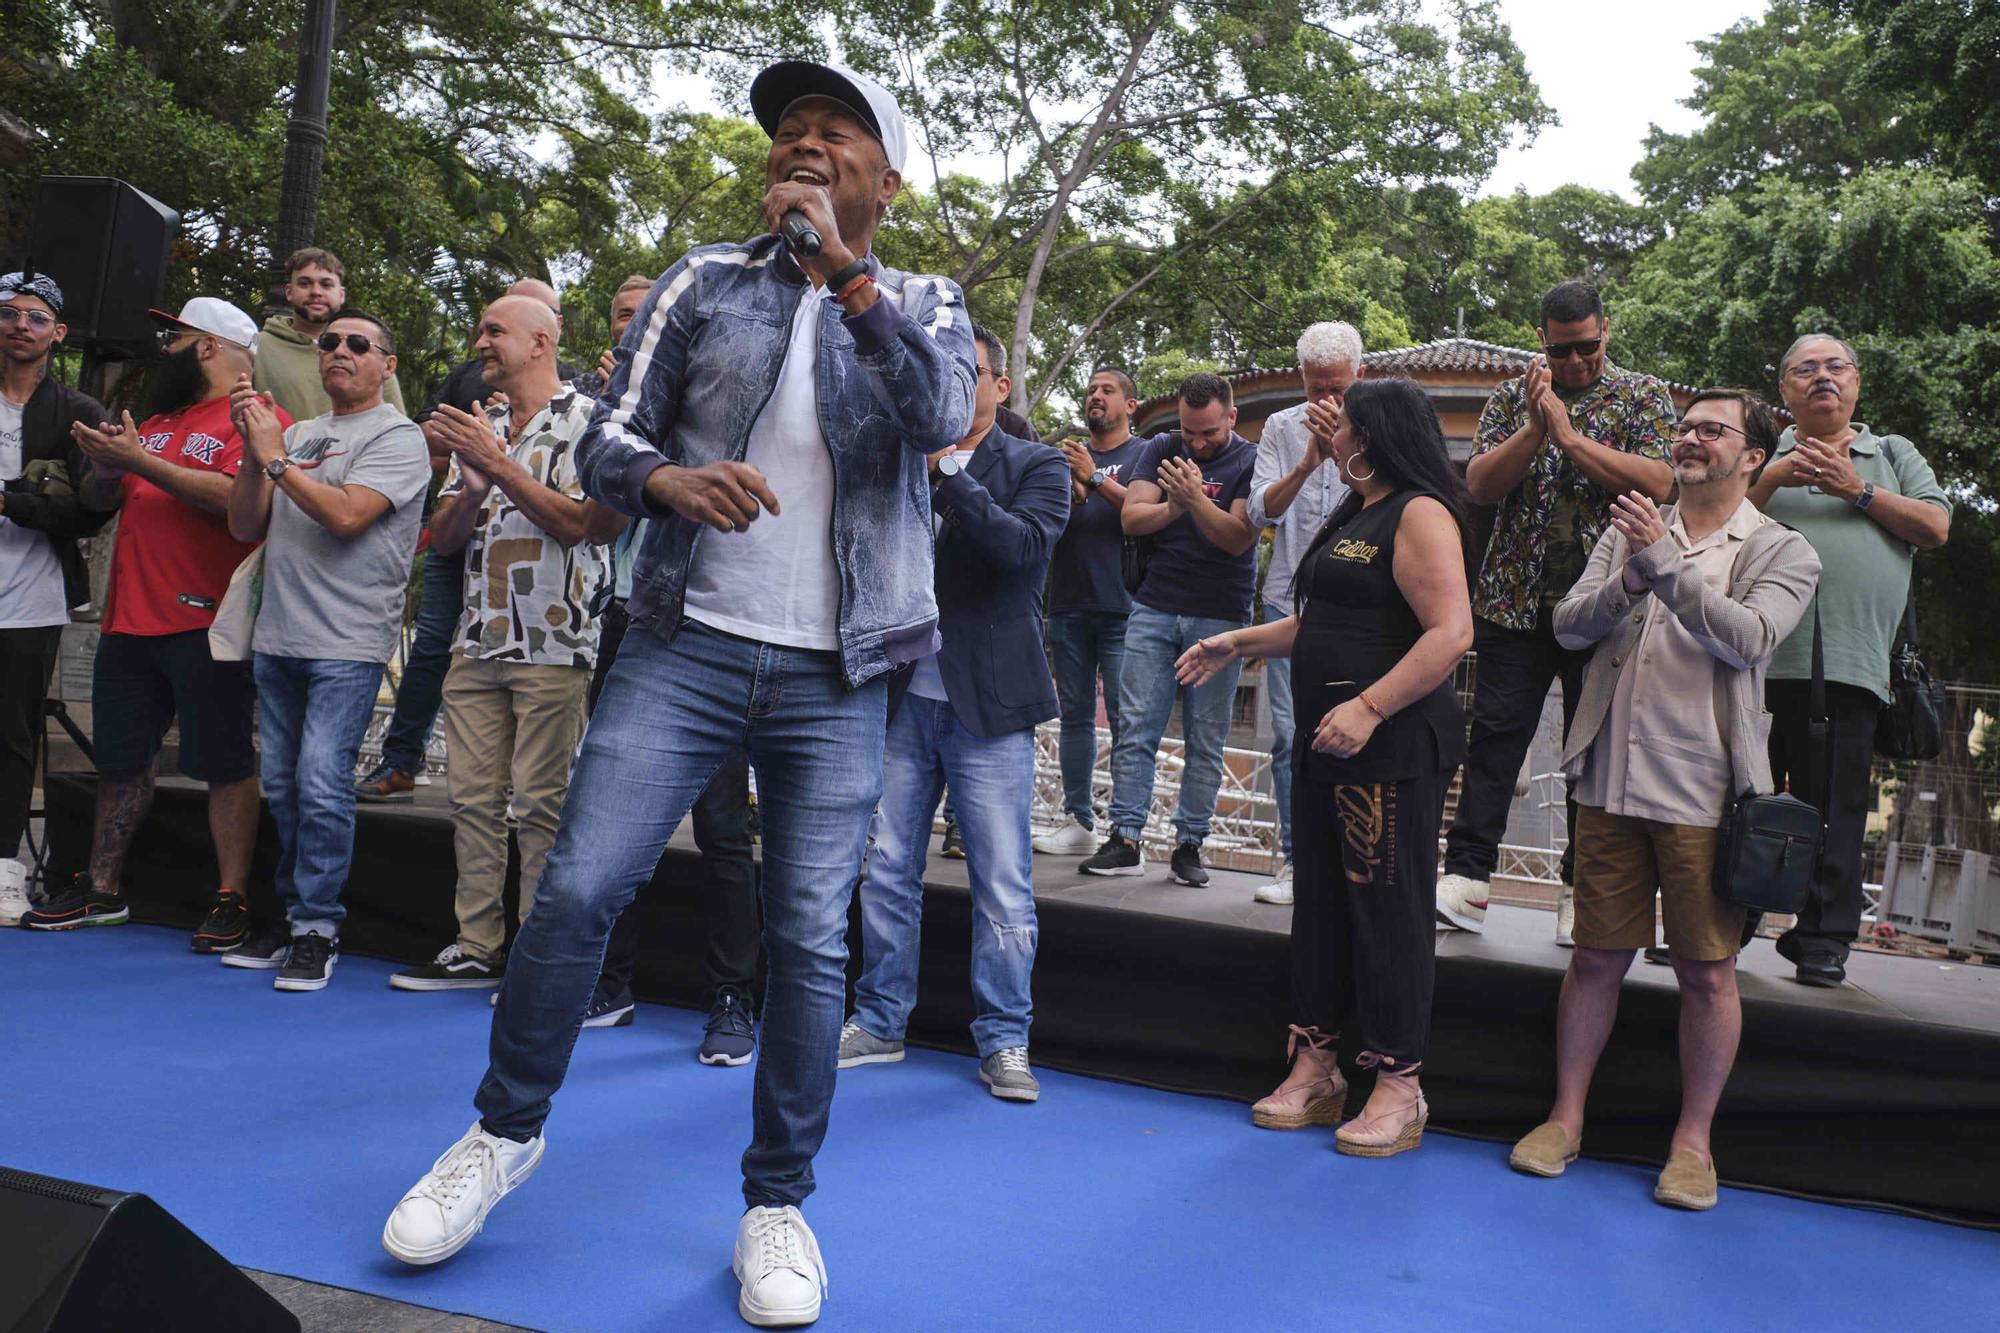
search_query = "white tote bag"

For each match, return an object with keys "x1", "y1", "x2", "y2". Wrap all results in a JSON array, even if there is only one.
[{"x1": 207, "y1": 546, "x2": 266, "y2": 662}]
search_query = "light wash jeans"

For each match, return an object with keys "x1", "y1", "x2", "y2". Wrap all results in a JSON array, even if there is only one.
[
  {"x1": 1263, "y1": 600, "x2": 1296, "y2": 860},
  {"x1": 853, "y1": 695, "x2": 1038, "y2": 1057},
  {"x1": 474, "y1": 621, "x2": 887, "y2": 1208},
  {"x1": 1108, "y1": 605, "x2": 1247, "y2": 844},
  {"x1": 253, "y1": 653, "x2": 386, "y2": 937},
  {"x1": 1047, "y1": 611, "x2": 1127, "y2": 828}
]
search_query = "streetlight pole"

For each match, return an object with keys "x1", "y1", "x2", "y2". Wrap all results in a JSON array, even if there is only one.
[{"x1": 269, "y1": 0, "x2": 337, "y2": 314}]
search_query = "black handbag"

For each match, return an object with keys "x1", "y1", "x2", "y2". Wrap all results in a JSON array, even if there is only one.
[
  {"x1": 1875, "y1": 589, "x2": 1945, "y2": 761},
  {"x1": 1713, "y1": 609, "x2": 1827, "y2": 914},
  {"x1": 1120, "y1": 535, "x2": 1153, "y2": 595}
]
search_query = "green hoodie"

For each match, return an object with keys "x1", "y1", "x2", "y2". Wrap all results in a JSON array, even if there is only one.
[{"x1": 252, "y1": 313, "x2": 408, "y2": 422}]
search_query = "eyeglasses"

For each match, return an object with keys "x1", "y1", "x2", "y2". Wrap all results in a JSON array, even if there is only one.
[
  {"x1": 156, "y1": 327, "x2": 204, "y2": 351},
  {"x1": 318, "y1": 331, "x2": 388, "y2": 356},
  {"x1": 0, "y1": 307, "x2": 56, "y2": 331},
  {"x1": 1785, "y1": 357, "x2": 1854, "y2": 380},
  {"x1": 1670, "y1": 420, "x2": 1749, "y2": 444},
  {"x1": 1542, "y1": 337, "x2": 1603, "y2": 361}
]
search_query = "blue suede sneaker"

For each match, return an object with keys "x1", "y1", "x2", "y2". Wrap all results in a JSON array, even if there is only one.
[{"x1": 699, "y1": 987, "x2": 756, "y2": 1066}]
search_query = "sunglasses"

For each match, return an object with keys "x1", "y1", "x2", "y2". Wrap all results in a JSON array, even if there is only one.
[
  {"x1": 0, "y1": 306, "x2": 56, "y2": 331},
  {"x1": 1542, "y1": 337, "x2": 1603, "y2": 361},
  {"x1": 317, "y1": 331, "x2": 388, "y2": 356}
]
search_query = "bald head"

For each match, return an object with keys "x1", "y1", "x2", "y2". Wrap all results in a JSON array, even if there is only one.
[
  {"x1": 505, "y1": 278, "x2": 561, "y2": 318},
  {"x1": 475, "y1": 294, "x2": 562, "y2": 396}
]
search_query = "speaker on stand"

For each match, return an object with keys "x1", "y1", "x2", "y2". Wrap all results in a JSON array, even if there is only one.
[{"x1": 22, "y1": 176, "x2": 179, "y2": 402}]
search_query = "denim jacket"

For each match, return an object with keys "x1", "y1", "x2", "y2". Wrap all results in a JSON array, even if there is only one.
[{"x1": 576, "y1": 234, "x2": 976, "y2": 687}]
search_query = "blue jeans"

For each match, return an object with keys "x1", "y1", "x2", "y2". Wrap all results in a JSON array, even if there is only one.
[
  {"x1": 1047, "y1": 611, "x2": 1127, "y2": 827},
  {"x1": 1263, "y1": 600, "x2": 1296, "y2": 860},
  {"x1": 379, "y1": 548, "x2": 464, "y2": 774},
  {"x1": 853, "y1": 696, "x2": 1038, "y2": 1057},
  {"x1": 253, "y1": 653, "x2": 386, "y2": 936},
  {"x1": 1108, "y1": 605, "x2": 1246, "y2": 844},
  {"x1": 474, "y1": 621, "x2": 887, "y2": 1209}
]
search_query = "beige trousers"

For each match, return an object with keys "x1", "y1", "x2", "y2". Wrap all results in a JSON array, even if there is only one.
[{"x1": 443, "y1": 653, "x2": 590, "y2": 962}]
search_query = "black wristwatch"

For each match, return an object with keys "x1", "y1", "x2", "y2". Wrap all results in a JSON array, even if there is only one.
[
  {"x1": 1087, "y1": 468, "x2": 1106, "y2": 490},
  {"x1": 826, "y1": 256, "x2": 870, "y2": 293},
  {"x1": 930, "y1": 453, "x2": 964, "y2": 485}
]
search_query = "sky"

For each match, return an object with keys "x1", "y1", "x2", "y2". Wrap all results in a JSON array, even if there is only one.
[{"x1": 1480, "y1": 0, "x2": 1765, "y2": 199}]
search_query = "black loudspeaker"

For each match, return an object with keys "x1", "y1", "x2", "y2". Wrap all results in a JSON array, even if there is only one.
[
  {"x1": 26, "y1": 177, "x2": 179, "y2": 349},
  {"x1": 0, "y1": 1166, "x2": 299, "y2": 1332}
]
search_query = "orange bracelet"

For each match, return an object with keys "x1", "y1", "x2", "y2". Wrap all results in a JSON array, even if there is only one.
[
  {"x1": 837, "y1": 272, "x2": 876, "y2": 303},
  {"x1": 1357, "y1": 689, "x2": 1387, "y2": 720}
]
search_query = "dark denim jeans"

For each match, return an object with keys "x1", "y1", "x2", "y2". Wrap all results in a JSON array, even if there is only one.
[
  {"x1": 475, "y1": 620, "x2": 887, "y2": 1208},
  {"x1": 854, "y1": 696, "x2": 1038, "y2": 1057},
  {"x1": 253, "y1": 653, "x2": 386, "y2": 936},
  {"x1": 1047, "y1": 611, "x2": 1126, "y2": 828},
  {"x1": 379, "y1": 548, "x2": 464, "y2": 774}
]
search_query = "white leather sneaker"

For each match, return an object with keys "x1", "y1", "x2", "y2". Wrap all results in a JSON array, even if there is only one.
[
  {"x1": 1253, "y1": 860, "x2": 1294, "y2": 905},
  {"x1": 1435, "y1": 873, "x2": 1488, "y2": 933},
  {"x1": 1031, "y1": 815, "x2": 1099, "y2": 856},
  {"x1": 1555, "y1": 882, "x2": 1576, "y2": 948},
  {"x1": 734, "y1": 1204, "x2": 827, "y2": 1327},
  {"x1": 0, "y1": 858, "x2": 30, "y2": 926},
  {"x1": 381, "y1": 1121, "x2": 543, "y2": 1265}
]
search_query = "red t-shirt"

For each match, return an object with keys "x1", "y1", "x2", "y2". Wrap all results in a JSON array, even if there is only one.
[{"x1": 102, "y1": 396, "x2": 289, "y2": 636}]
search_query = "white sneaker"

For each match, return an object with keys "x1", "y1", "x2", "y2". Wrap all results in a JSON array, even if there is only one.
[
  {"x1": 1556, "y1": 883, "x2": 1576, "y2": 948},
  {"x1": 1253, "y1": 861, "x2": 1294, "y2": 905},
  {"x1": 381, "y1": 1121, "x2": 544, "y2": 1266},
  {"x1": 733, "y1": 1204, "x2": 827, "y2": 1328},
  {"x1": 1435, "y1": 873, "x2": 1488, "y2": 933},
  {"x1": 1031, "y1": 815, "x2": 1099, "y2": 856},
  {"x1": 0, "y1": 859, "x2": 30, "y2": 926}
]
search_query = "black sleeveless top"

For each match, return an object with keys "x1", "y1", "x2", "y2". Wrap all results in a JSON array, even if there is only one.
[{"x1": 1291, "y1": 489, "x2": 1467, "y2": 783}]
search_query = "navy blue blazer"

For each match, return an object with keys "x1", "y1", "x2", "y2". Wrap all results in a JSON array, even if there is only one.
[{"x1": 927, "y1": 424, "x2": 1073, "y2": 737}]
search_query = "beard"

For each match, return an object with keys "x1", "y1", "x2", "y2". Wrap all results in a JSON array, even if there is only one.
[{"x1": 144, "y1": 343, "x2": 208, "y2": 419}]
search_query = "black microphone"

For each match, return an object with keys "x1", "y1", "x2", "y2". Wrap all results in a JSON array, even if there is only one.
[{"x1": 780, "y1": 210, "x2": 822, "y2": 258}]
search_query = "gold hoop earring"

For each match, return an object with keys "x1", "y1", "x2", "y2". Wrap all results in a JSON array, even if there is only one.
[{"x1": 1343, "y1": 453, "x2": 1376, "y2": 483}]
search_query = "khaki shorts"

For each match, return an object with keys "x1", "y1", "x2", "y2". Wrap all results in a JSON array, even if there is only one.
[{"x1": 1572, "y1": 805, "x2": 1746, "y2": 961}]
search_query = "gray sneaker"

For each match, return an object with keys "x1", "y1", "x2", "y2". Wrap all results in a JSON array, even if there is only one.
[
  {"x1": 836, "y1": 1020, "x2": 904, "y2": 1070},
  {"x1": 979, "y1": 1047, "x2": 1040, "y2": 1102}
]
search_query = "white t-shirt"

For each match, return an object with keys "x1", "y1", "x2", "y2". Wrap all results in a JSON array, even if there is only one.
[
  {"x1": 682, "y1": 284, "x2": 842, "y2": 651},
  {"x1": 0, "y1": 393, "x2": 70, "y2": 628},
  {"x1": 907, "y1": 452, "x2": 974, "y2": 704}
]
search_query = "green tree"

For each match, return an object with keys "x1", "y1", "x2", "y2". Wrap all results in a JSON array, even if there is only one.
[{"x1": 1827, "y1": 0, "x2": 2000, "y2": 198}]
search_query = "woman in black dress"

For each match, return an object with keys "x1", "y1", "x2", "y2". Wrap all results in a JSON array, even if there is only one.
[{"x1": 1177, "y1": 377, "x2": 1472, "y2": 1157}]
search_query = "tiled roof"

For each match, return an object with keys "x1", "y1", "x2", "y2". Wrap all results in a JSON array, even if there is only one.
[{"x1": 1361, "y1": 337, "x2": 1536, "y2": 375}]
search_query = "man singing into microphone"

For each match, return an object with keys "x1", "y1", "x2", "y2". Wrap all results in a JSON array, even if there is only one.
[{"x1": 381, "y1": 61, "x2": 974, "y2": 1329}]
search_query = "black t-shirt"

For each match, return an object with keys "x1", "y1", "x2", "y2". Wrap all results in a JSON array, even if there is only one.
[
  {"x1": 416, "y1": 355, "x2": 583, "y2": 422},
  {"x1": 1048, "y1": 434, "x2": 1151, "y2": 615},
  {"x1": 1130, "y1": 431, "x2": 1258, "y2": 622}
]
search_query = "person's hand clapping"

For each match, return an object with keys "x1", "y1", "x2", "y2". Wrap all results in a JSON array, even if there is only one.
[
  {"x1": 1610, "y1": 490, "x2": 1668, "y2": 593},
  {"x1": 1060, "y1": 440, "x2": 1095, "y2": 487},
  {"x1": 433, "y1": 402, "x2": 509, "y2": 490},
  {"x1": 70, "y1": 410, "x2": 147, "y2": 474},
  {"x1": 1156, "y1": 455, "x2": 1206, "y2": 508}
]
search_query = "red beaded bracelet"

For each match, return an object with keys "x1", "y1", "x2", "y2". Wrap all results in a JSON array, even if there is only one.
[{"x1": 836, "y1": 273, "x2": 876, "y2": 303}]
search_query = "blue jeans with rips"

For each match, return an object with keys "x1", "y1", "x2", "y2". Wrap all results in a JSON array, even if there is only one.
[
  {"x1": 852, "y1": 695, "x2": 1038, "y2": 1057},
  {"x1": 253, "y1": 653, "x2": 386, "y2": 937},
  {"x1": 473, "y1": 620, "x2": 888, "y2": 1209},
  {"x1": 1107, "y1": 605, "x2": 1246, "y2": 845},
  {"x1": 1046, "y1": 611, "x2": 1127, "y2": 828}
]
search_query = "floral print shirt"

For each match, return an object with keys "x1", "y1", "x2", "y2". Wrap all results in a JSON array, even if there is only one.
[
  {"x1": 1471, "y1": 363, "x2": 1676, "y2": 631},
  {"x1": 441, "y1": 386, "x2": 608, "y2": 668}
]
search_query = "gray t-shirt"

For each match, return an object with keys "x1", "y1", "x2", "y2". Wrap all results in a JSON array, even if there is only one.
[{"x1": 254, "y1": 403, "x2": 431, "y2": 663}]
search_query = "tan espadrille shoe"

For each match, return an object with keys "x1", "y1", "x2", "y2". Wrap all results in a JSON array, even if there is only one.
[
  {"x1": 1654, "y1": 1150, "x2": 1719, "y2": 1211},
  {"x1": 1509, "y1": 1121, "x2": 1581, "y2": 1178}
]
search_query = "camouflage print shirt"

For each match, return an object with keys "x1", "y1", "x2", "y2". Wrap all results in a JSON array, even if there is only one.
[
  {"x1": 442, "y1": 386, "x2": 608, "y2": 668},
  {"x1": 1470, "y1": 363, "x2": 1677, "y2": 631}
]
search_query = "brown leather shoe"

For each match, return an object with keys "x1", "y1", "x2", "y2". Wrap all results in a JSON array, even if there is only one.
[
  {"x1": 1654, "y1": 1150, "x2": 1719, "y2": 1211},
  {"x1": 355, "y1": 764, "x2": 417, "y2": 802},
  {"x1": 1509, "y1": 1121, "x2": 1581, "y2": 1177}
]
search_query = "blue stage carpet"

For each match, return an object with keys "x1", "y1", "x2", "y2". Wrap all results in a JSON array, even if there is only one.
[{"x1": 2, "y1": 926, "x2": 1995, "y2": 1331}]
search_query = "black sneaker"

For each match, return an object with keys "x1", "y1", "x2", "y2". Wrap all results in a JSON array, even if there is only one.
[
  {"x1": 390, "y1": 943, "x2": 503, "y2": 991},
  {"x1": 221, "y1": 922, "x2": 291, "y2": 969},
  {"x1": 190, "y1": 891, "x2": 250, "y2": 953},
  {"x1": 21, "y1": 874, "x2": 128, "y2": 930},
  {"x1": 940, "y1": 821, "x2": 966, "y2": 859},
  {"x1": 1079, "y1": 834, "x2": 1143, "y2": 877},
  {"x1": 699, "y1": 987, "x2": 756, "y2": 1066},
  {"x1": 1169, "y1": 841, "x2": 1209, "y2": 887},
  {"x1": 274, "y1": 931, "x2": 338, "y2": 992},
  {"x1": 582, "y1": 985, "x2": 637, "y2": 1029}
]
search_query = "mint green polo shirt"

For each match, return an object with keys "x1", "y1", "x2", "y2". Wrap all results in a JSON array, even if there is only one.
[{"x1": 1761, "y1": 423, "x2": 1951, "y2": 701}]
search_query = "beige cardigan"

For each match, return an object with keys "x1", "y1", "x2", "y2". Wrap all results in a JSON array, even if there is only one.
[{"x1": 1553, "y1": 502, "x2": 1822, "y2": 800}]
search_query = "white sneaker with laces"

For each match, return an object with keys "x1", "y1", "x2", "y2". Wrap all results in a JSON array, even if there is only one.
[
  {"x1": 0, "y1": 859, "x2": 31, "y2": 926},
  {"x1": 1254, "y1": 860, "x2": 1294, "y2": 906},
  {"x1": 1435, "y1": 873, "x2": 1488, "y2": 933},
  {"x1": 1556, "y1": 882, "x2": 1576, "y2": 948},
  {"x1": 381, "y1": 1121, "x2": 544, "y2": 1265},
  {"x1": 1031, "y1": 815, "x2": 1100, "y2": 856},
  {"x1": 733, "y1": 1204, "x2": 827, "y2": 1328}
]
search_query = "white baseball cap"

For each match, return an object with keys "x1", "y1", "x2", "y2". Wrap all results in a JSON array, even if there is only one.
[
  {"x1": 749, "y1": 61, "x2": 908, "y2": 174},
  {"x1": 148, "y1": 296, "x2": 260, "y2": 351}
]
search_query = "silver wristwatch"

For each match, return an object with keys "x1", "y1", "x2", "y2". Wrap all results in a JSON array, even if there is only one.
[
  {"x1": 264, "y1": 456, "x2": 294, "y2": 482},
  {"x1": 1854, "y1": 481, "x2": 1876, "y2": 511}
]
